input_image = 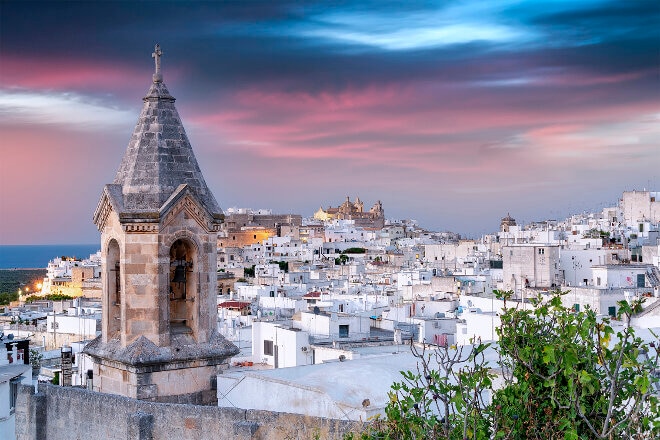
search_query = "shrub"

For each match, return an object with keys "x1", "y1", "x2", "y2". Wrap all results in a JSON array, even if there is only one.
[{"x1": 354, "y1": 290, "x2": 660, "y2": 439}]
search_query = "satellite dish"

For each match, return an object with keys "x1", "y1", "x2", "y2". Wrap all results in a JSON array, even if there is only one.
[
  {"x1": 7, "y1": 333, "x2": 14, "y2": 341},
  {"x1": 313, "y1": 306, "x2": 320, "y2": 315}
]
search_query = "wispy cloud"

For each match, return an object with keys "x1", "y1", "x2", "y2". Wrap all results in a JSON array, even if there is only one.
[{"x1": 0, "y1": 89, "x2": 134, "y2": 130}]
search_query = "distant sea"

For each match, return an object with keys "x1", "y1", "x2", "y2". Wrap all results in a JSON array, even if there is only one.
[{"x1": 0, "y1": 244, "x2": 100, "y2": 269}]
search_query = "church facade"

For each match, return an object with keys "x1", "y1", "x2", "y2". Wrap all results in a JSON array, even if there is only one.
[
  {"x1": 83, "y1": 45, "x2": 238, "y2": 404},
  {"x1": 314, "y1": 196, "x2": 385, "y2": 229}
]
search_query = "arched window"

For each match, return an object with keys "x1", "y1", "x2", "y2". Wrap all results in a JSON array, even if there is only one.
[
  {"x1": 107, "y1": 239, "x2": 121, "y2": 337},
  {"x1": 169, "y1": 239, "x2": 197, "y2": 336}
]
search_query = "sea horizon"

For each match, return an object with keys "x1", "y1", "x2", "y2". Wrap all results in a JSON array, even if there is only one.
[{"x1": 0, "y1": 244, "x2": 100, "y2": 269}]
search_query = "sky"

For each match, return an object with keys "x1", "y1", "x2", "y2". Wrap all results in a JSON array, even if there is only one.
[{"x1": 0, "y1": 1, "x2": 658, "y2": 245}]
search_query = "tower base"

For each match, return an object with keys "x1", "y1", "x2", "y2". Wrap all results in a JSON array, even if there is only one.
[{"x1": 84, "y1": 332, "x2": 238, "y2": 405}]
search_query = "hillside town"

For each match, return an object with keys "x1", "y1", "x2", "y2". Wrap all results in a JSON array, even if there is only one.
[
  {"x1": 1, "y1": 42, "x2": 658, "y2": 439},
  {"x1": 2, "y1": 189, "x2": 659, "y2": 433}
]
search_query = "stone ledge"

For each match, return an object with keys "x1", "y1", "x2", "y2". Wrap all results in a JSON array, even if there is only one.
[{"x1": 84, "y1": 332, "x2": 239, "y2": 370}]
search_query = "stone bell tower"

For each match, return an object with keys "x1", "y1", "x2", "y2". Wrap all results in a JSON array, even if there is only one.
[{"x1": 84, "y1": 45, "x2": 238, "y2": 404}]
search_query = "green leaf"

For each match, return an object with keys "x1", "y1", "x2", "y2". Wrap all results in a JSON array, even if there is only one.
[
  {"x1": 579, "y1": 370, "x2": 592, "y2": 384},
  {"x1": 542, "y1": 345, "x2": 556, "y2": 364}
]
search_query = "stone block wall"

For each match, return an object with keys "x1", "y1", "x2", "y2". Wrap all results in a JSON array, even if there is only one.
[{"x1": 16, "y1": 384, "x2": 362, "y2": 440}]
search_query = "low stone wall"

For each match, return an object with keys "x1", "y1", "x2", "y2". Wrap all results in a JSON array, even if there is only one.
[{"x1": 16, "y1": 383, "x2": 362, "y2": 439}]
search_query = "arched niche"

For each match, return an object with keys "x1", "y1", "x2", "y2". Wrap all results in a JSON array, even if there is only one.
[
  {"x1": 106, "y1": 239, "x2": 121, "y2": 337},
  {"x1": 169, "y1": 238, "x2": 197, "y2": 336}
]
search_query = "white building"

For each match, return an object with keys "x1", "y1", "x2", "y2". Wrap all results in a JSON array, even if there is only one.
[
  {"x1": 252, "y1": 321, "x2": 312, "y2": 368},
  {"x1": 297, "y1": 311, "x2": 371, "y2": 343},
  {"x1": 502, "y1": 244, "x2": 561, "y2": 293},
  {"x1": 591, "y1": 264, "x2": 653, "y2": 290},
  {"x1": 46, "y1": 313, "x2": 100, "y2": 341},
  {"x1": 217, "y1": 351, "x2": 417, "y2": 421},
  {"x1": 620, "y1": 190, "x2": 660, "y2": 227},
  {"x1": 413, "y1": 317, "x2": 457, "y2": 346},
  {"x1": 217, "y1": 344, "x2": 502, "y2": 422},
  {"x1": 560, "y1": 248, "x2": 625, "y2": 287},
  {"x1": 0, "y1": 342, "x2": 32, "y2": 439},
  {"x1": 455, "y1": 309, "x2": 501, "y2": 345}
]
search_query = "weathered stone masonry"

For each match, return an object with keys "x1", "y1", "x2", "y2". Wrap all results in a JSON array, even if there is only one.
[
  {"x1": 84, "y1": 45, "x2": 238, "y2": 404},
  {"x1": 16, "y1": 384, "x2": 359, "y2": 440}
]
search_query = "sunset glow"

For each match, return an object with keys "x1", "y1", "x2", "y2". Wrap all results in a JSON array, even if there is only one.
[{"x1": 1, "y1": 1, "x2": 658, "y2": 244}]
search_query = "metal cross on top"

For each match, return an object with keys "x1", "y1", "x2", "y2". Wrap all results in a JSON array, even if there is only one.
[{"x1": 152, "y1": 44, "x2": 163, "y2": 82}]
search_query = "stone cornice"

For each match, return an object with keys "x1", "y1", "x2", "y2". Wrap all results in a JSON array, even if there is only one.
[
  {"x1": 122, "y1": 223, "x2": 159, "y2": 233},
  {"x1": 83, "y1": 334, "x2": 239, "y2": 371}
]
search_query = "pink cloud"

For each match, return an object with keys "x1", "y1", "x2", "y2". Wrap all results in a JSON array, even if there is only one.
[
  {"x1": 187, "y1": 80, "x2": 658, "y2": 177},
  {"x1": 541, "y1": 69, "x2": 655, "y2": 87},
  {"x1": 0, "y1": 56, "x2": 184, "y2": 95}
]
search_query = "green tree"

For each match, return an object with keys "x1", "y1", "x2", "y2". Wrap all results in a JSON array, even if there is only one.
[
  {"x1": 24, "y1": 293, "x2": 74, "y2": 303},
  {"x1": 353, "y1": 290, "x2": 660, "y2": 439},
  {"x1": 0, "y1": 291, "x2": 19, "y2": 305},
  {"x1": 363, "y1": 342, "x2": 495, "y2": 439},
  {"x1": 494, "y1": 290, "x2": 659, "y2": 439}
]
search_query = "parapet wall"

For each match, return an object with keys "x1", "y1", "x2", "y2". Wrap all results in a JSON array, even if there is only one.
[{"x1": 16, "y1": 383, "x2": 360, "y2": 440}]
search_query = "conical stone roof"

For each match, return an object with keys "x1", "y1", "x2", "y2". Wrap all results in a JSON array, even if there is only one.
[{"x1": 112, "y1": 45, "x2": 222, "y2": 218}]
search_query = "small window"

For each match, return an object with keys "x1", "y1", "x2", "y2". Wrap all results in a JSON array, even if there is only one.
[
  {"x1": 10, "y1": 377, "x2": 21, "y2": 414},
  {"x1": 339, "y1": 325, "x2": 349, "y2": 338},
  {"x1": 254, "y1": 235, "x2": 257, "y2": 239},
  {"x1": 538, "y1": 248, "x2": 545, "y2": 255},
  {"x1": 264, "y1": 340, "x2": 274, "y2": 356},
  {"x1": 597, "y1": 277, "x2": 601, "y2": 286}
]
